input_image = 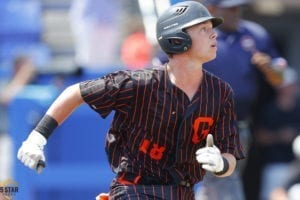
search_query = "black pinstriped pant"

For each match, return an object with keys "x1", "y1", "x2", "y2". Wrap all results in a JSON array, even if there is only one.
[{"x1": 109, "y1": 181, "x2": 195, "y2": 200}]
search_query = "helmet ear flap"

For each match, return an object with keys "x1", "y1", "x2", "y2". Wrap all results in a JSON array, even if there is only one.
[{"x1": 159, "y1": 31, "x2": 192, "y2": 54}]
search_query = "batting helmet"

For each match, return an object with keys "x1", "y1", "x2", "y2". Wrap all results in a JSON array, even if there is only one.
[{"x1": 156, "y1": 1, "x2": 223, "y2": 54}]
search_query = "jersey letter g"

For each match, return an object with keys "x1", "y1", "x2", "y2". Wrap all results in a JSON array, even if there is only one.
[{"x1": 192, "y1": 117, "x2": 214, "y2": 144}]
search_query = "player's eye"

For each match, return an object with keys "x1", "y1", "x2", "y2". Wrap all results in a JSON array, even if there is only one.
[{"x1": 200, "y1": 27, "x2": 213, "y2": 34}]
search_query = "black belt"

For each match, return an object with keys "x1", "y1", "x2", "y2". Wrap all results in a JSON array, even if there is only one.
[{"x1": 117, "y1": 172, "x2": 192, "y2": 187}]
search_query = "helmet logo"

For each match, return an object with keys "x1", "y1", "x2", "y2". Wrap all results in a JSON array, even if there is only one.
[{"x1": 174, "y1": 6, "x2": 188, "y2": 15}]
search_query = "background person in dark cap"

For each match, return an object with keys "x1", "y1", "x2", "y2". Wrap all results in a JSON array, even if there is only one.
[
  {"x1": 254, "y1": 67, "x2": 300, "y2": 200},
  {"x1": 195, "y1": 0, "x2": 287, "y2": 200}
]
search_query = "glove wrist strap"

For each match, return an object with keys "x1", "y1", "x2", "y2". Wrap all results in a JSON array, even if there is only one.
[
  {"x1": 27, "y1": 130, "x2": 47, "y2": 146},
  {"x1": 214, "y1": 156, "x2": 229, "y2": 176},
  {"x1": 34, "y1": 114, "x2": 58, "y2": 139}
]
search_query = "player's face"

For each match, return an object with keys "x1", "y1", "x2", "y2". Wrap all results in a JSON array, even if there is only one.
[{"x1": 185, "y1": 21, "x2": 218, "y2": 63}]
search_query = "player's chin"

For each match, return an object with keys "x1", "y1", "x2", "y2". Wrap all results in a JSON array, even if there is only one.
[{"x1": 204, "y1": 53, "x2": 217, "y2": 63}]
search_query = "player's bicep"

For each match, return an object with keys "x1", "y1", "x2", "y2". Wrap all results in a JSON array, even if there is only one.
[{"x1": 79, "y1": 71, "x2": 134, "y2": 117}]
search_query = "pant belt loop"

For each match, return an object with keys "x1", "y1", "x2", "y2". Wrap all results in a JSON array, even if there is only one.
[
  {"x1": 118, "y1": 172, "x2": 142, "y2": 185},
  {"x1": 118, "y1": 173, "x2": 135, "y2": 185},
  {"x1": 133, "y1": 171, "x2": 141, "y2": 184}
]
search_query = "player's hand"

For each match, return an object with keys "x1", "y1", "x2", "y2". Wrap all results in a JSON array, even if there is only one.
[
  {"x1": 17, "y1": 130, "x2": 47, "y2": 172},
  {"x1": 195, "y1": 134, "x2": 224, "y2": 173},
  {"x1": 251, "y1": 52, "x2": 271, "y2": 68}
]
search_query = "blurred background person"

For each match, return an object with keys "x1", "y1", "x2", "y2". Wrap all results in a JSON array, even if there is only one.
[
  {"x1": 0, "y1": 56, "x2": 36, "y2": 180},
  {"x1": 0, "y1": 0, "x2": 51, "y2": 181},
  {"x1": 269, "y1": 135, "x2": 300, "y2": 200},
  {"x1": 194, "y1": 0, "x2": 287, "y2": 199},
  {"x1": 254, "y1": 67, "x2": 300, "y2": 200},
  {"x1": 69, "y1": 0, "x2": 121, "y2": 70},
  {"x1": 120, "y1": 16, "x2": 153, "y2": 70}
]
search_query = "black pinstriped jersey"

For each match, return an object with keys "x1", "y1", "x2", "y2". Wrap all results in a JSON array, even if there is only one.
[{"x1": 80, "y1": 66, "x2": 245, "y2": 185}]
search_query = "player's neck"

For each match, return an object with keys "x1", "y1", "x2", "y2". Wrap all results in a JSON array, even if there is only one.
[
  {"x1": 167, "y1": 63, "x2": 203, "y2": 100},
  {"x1": 167, "y1": 59, "x2": 203, "y2": 80}
]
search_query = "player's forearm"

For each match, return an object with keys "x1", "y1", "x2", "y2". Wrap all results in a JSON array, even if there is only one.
[
  {"x1": 251, "y1": 52, "x2": 283, "y2": 87},
  {"x1": 214, "y1": 153, "x2": 236, "y2": 177},
  {"x1": 260, "y1": 66, "x2": 283, "y2": 87},
  {"x1": 46, "y1": 83, "x2": 84, "y2": 125},
  {"x1": 17, "y1": 84, "x2": 85, "y2": 172},
  {"x1": 0, "y1": 61, "x2": 36, "y2": 105}
]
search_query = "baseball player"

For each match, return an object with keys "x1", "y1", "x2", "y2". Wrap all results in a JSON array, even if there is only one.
[{"x1": 17, "y1": 1, "x2": 244, "y2": 199}]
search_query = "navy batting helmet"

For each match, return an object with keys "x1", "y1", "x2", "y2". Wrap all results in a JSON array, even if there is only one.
[{"x1": 156, "y1": 1, "x2": 223, "y2": 54}]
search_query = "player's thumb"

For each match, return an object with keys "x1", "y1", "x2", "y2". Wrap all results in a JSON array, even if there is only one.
[{"x1": 206, "y1": 134, "x2": 214, "y2": 147}]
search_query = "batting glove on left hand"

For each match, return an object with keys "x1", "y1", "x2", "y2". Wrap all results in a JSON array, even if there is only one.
[{"x1": 195, "y1": 134, "x2": 224, "y2": 173}]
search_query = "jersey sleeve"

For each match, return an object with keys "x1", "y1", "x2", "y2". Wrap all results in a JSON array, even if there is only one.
[
  {"x1": 79, "y1": 70, "x2": 134, "y2": 118},
  {"x1": 214, "y1": 84, "x2": 245, "y2": 160}
]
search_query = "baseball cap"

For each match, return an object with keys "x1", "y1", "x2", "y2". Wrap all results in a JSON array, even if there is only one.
[{"x1": 204, "y1": 0, "x2": 249, "y2": 8}]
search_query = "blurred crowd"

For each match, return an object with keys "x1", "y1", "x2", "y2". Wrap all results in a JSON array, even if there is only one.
[{"x1": 0, "y1": 0, "x2": 300, "y2": 200}]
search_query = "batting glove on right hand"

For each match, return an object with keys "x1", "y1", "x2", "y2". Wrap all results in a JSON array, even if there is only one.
[
  {"x1": 17, "y1": 130, "x2": 46, "y2": 172},
  {"x1": 195, "y1": 134, "x2": 224, "y2": 173}
]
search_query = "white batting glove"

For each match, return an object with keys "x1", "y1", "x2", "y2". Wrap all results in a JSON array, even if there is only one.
[
  {"x1": 195, "y1": 134, "x2": 224, "y2": 173},
  {"x1": 17, "y1": 130, "x2": 47, "y2": 171}
]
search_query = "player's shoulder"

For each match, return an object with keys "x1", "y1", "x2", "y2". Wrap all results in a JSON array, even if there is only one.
[
  {"x1": 239, "y1": 19, "x2": 270, "y2": 38},
  {"x1": 109, "y1": 66, "x2": 165, "y2": 82},
  {"x1": 203, "y1": 70, "x2": 233, "y2": 92},
  {"x1": 131, "y1": 66, "x2": 164, "y2": 75},
  {"x1": 127, "y1": 66, "x2": 165, "y2": 80}
]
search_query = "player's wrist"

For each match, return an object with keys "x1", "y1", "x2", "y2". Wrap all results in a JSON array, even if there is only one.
[
  {"x1": 26, "y1": 130, "x2": 47, "y2": 148},
  {"x1": 214, "y1": 156, "x2": 229, "y2": 176},
  {"x1": 34, "y1": 114, "x2": 58, "y2": 140}
]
